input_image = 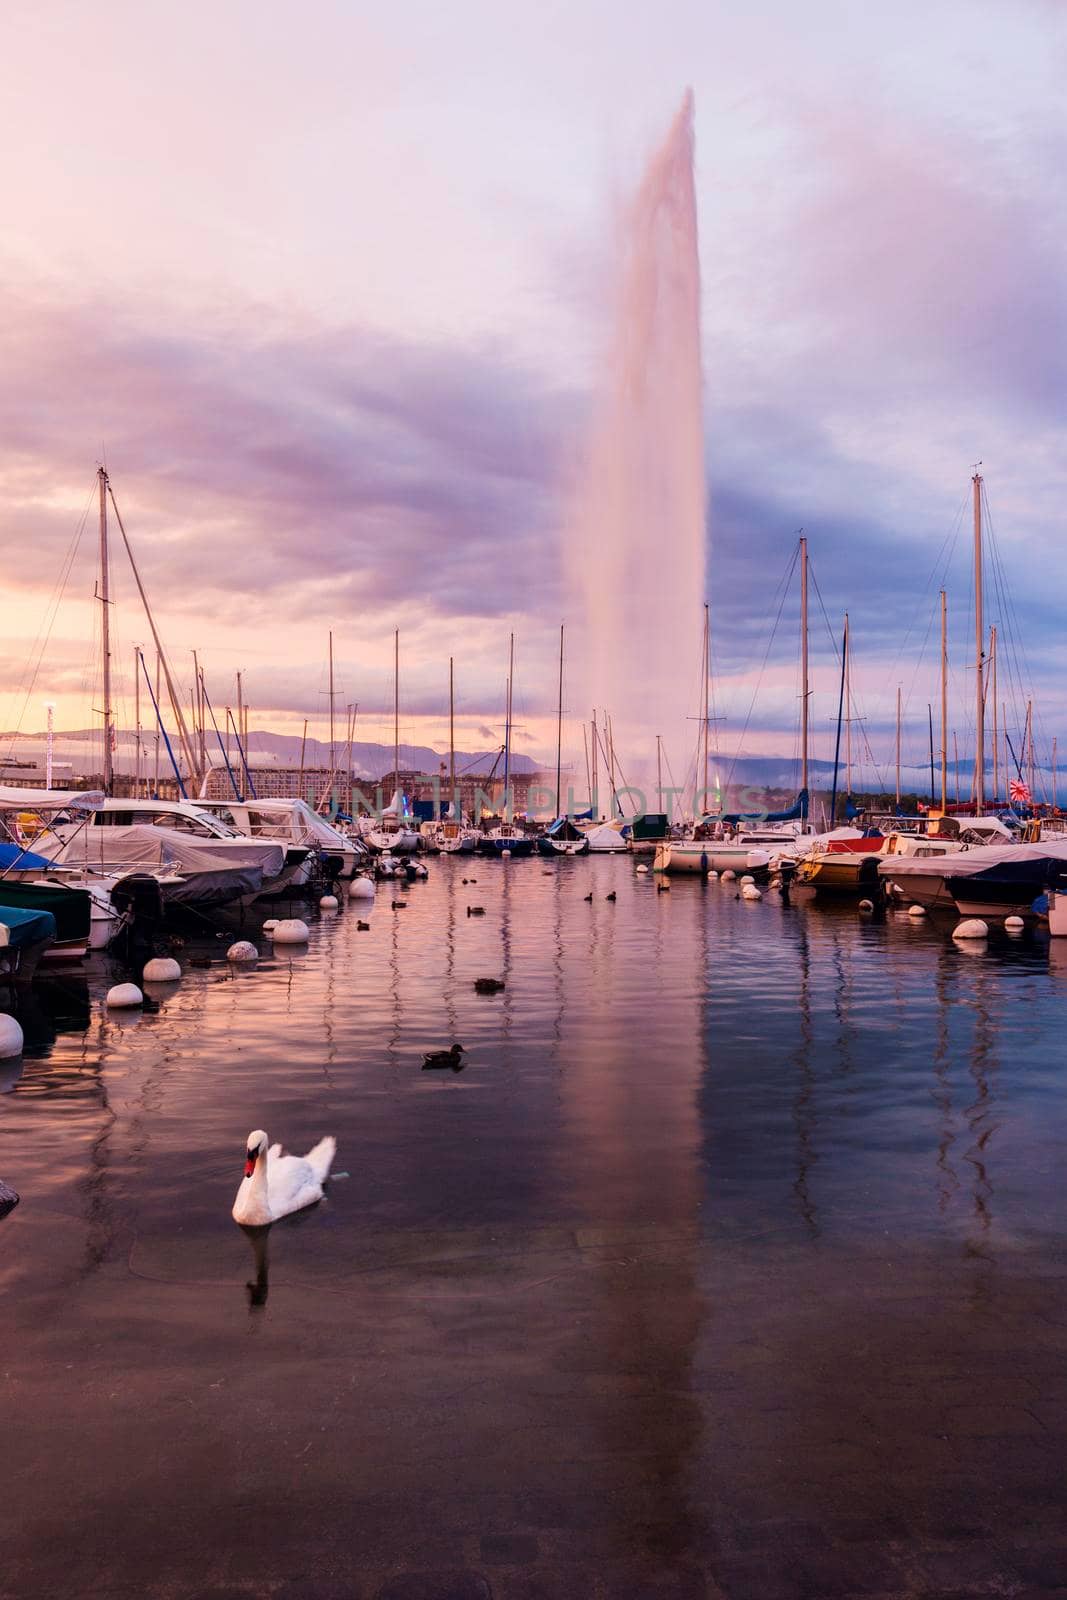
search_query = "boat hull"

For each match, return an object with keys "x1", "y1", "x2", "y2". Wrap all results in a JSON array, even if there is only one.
[
  {"x1": 946, "y1": 874, "x2": 1048, "y2": 921},
  {"x1": 478, "y1": 837, "x2": 535, "y2": 857},
  {"x1": 538, "y1": 837, "x2": 589, "y2": 856},
  {"x1": 796, "y1": 854, "x2": 884, "y2": 894},
  {"x1": 0, "y1": 880, "x2": 93, "y2": 960},
  {"x1": 655, "y1": 841, "x2": 771, "y2": 875},
  {"x1": 364, "y1": 828, "x2": 420, "y2": 856}
]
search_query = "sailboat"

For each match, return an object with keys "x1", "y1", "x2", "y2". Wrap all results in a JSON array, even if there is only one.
[
  {"x1": 539, "y1": 626, "x2": 588, "y2": 857},
  {"x1": 479, "y1": 633, "x2": 534, "y2": 856},
  {"x1": 435, "y1": 657, "x2": 479, "y2": 854},
  {"x1": 657, "y1": 554, "x2": 816, "y2": 875},
  {"x1": 362, "y1": 629, "x2": 419, "y2": 855}
]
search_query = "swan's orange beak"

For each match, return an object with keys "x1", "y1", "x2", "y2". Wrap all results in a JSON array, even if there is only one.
[{"x1": 244, "y1": 1153, "x2": 257, "y2": 1178}]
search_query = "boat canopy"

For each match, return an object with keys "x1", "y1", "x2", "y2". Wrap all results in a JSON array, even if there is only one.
[
  {"x1": 544, "y1": 817, "x2": 586, "y2": 842},
  {"x1": 0, "y1": 785, "x2": 105, "y2": 812}
]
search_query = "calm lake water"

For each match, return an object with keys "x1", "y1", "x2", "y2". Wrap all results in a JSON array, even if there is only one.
[{"x1": 3, "y1": 857, "x2": 1066, "y2": 1600}]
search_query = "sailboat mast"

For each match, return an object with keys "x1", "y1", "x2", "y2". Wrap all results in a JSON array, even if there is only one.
[
  {"x1": 393, "y1": 628, "x2": 400, "y2": 802},
  {"x1": 973, "y1": 470, "x2": 985, "y2": 814},
  {"x1": 990, "y1": 627, "x2": 998, "y2": 806},
  {"x1": 298, "y1": 718, "x2": 307, "y2": 800},
  {"x1": 800, "y1": 535, "x2": 809, "y2": 795},
  {"x1": 503, "y1": 632, "x2": 514, "y2": 816},
  {"x1": 702, "y1": 602, "x2": 710, "y2": 811},
  {"x1": 153, "y1": 649, "x2": 161, "y2": 796},
  {"x1": 98, "y1": 467, "x2": 114, "y2": 794},
  {"x1": 1026, "y1": 699, "x2": 1035, "y2": 797},
  {"x1": 844, "y1": 613, "x2": 852, "y2": 796},
  {"x1": 927, "y1": 704, "x2": 935, "y2": 808},
  {"x1": 939, "y1": 589, "x2": 948, "y2": 812},
  {"x1": 134, "y1": 646, "x2": 142, "y2": 798},
  {"x1": 449, "y1": 657, "x2": 457, "y2": 823},
  {"x1": 555, "y1": 623, "x2": 564, "y2": 818},
  {"x1": 656, "y1": 734, "x2": 663, "y2": 812},
  {"x1": 830, "y1": 616, "x2": 847, "y2": 825},
  {"x1": 591, "y1": 711, "x2": 598, "y2": 816},
  {"x1": 895, "y1": 685, "x2": 901, "y2": 807},
  {"x1": 328, "y1": 633, "x2": 335, "y2": 787}
]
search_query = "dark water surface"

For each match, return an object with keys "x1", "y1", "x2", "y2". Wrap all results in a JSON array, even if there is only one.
[{"x1": 2, "y1": 858, "x2": 1066, "y2": 1599}]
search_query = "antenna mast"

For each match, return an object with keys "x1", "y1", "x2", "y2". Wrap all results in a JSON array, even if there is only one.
[{"x1": 97, "y1": 467, "x2": 114, "y2": 794}]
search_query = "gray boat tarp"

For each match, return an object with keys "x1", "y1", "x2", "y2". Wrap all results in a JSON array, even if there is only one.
[
  {"x1": 47, "y1": 825, "x2": 283, "y2": 906},
  {"x1": 877, "y1": 840, "x2": 1067, "y2": 882}
]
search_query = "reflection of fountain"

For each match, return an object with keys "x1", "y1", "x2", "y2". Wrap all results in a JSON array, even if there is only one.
[
  {"x1": 558, "y1": 870, "x2": 706, "y2": 1570},
  {"x1": 566, "y1": 91, "x2": 706, "y2": 781}
]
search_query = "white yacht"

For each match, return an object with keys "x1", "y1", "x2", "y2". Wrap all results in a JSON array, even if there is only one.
[{"x1": 196, "y1": 797, "x2": 366, "y2": 880}]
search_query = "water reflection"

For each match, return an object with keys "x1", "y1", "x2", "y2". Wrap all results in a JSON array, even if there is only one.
[
  {"x1": 241, "y1": 1223, "x2": 271, "y2": 1309},
  {"x1": 559, "y1": 871, "x2": 707, "y2": 1567},
  {"x1": 4, "y1": 858, "x2": 1066, "y2": 1589},
  {"x1": 788, "y1": 913, "x2": 819, "y2": 1238}
]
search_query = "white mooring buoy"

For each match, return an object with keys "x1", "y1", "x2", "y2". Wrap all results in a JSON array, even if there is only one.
[
  {"x1": 858, "y1": 899, "x2": 874, "y2": 914},
  {"x1": 106, "y1": 983, "x2": 143, "y2": 1008},
  {"x1": 319, "y1": 894, "x2": 339, "y2": 910},
  {"x1": 227, "y1": 941, "x2": 259, "y2": 963},
  {"x1": 1004, "y1": 915, "x2": 1025, "y2": 934},
  {"x1": 636, "y1": 864, "x2": 649, "y2": 874},
  {"x1": 953, "y1": 919, "x2": 989, "y2": 942},
  {"x1": 270, "y1": 919, "x2": 310, "y2": 945},
  {"x1": 348, "y1": 878, "x2": 375, "y2": 900},
  {"x1": 0, "y1": 1014, "x2": 24, "y2": 1059},
  {"x1": 501, "y1": 849, "x2": 512, "y2": 859},
  {"x1": 143, "y1": 957, "x2": 181, "y2": 983},
  {"x1": 741, "y1": 883, "x2": 762, "y2": 901},
  {"x1": 722, "y1": 869, "x2": 736, "y2": 882},
  {"x1": 707, "y1": 870, "x2": 719, "y2": 880},
  {"x1": 262, "y1": 919, "x2": 279, "y2": 932},
  {"x1": 907, "y1": 904, "x2": 926, "y2": 918}
]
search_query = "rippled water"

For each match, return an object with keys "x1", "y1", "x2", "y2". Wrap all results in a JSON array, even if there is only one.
[{"x1": 3, "y1": 857, "x2": 1066, "y2": 1598}]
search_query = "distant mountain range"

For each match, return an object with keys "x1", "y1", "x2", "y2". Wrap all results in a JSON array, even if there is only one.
[{"x1": 0, "y1": 727, "x2": 541, "y2": 780}]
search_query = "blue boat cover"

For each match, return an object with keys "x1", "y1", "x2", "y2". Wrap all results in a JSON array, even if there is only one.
[
  {"x1": 717, "y1": 789, "x2": 809, "y2": 825},
  {"x1": 0, "y1": 841, "x2": 57, "y2": 871},
  {"x1": 0, "y1": 904, "x2": 58, "y2": 947}
]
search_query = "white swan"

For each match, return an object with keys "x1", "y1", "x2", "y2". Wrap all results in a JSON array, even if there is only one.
[{"x1": 232, "y1": 1129, "x2": 337, "y2": 1226}]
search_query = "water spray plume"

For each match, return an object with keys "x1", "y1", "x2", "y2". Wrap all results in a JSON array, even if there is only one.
[{"x1": 565, "y1": 90, "x2": 706, "y2": 795}]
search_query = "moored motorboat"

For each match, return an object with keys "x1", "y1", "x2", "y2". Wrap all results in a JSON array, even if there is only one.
[
  {"x1": 196, "y1": 797, "x2": 363, "y2": 882},
  {"x1": 794, "y1": 835, "x2": 888, "y2": 894},
  {"x1": 879, "y1": 840, "x2": 1066, "y2": 913}
]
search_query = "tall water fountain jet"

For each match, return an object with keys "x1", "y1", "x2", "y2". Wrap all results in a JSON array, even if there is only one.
[{"x1": 565, "y1": 90, "x2": 706, "y2": 808}]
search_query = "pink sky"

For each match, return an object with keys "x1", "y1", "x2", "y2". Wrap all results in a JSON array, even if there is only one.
[{"x1": 3, "y1": 0, "x2": 1065, "y2": 786}]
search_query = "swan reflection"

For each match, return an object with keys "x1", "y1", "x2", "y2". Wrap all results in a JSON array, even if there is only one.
[{"x1": 241, "y1": 1223, "x2": 271, "y2": 1309}]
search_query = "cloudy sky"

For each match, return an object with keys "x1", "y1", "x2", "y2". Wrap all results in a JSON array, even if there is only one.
[{"x1": 2, "y1": 0, "x2": 1065, "y2": 791}]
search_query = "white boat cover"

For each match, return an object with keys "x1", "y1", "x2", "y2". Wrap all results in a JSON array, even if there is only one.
[
  {"x1": 0, "y1": 785, "x2": 105, "y2": 812},
  {"x1": 584, "y1": 822, "x2": 629, "y2": 851},
  {"x1": 199, "y1": 798, "x2": 358, "y2": 854}
]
